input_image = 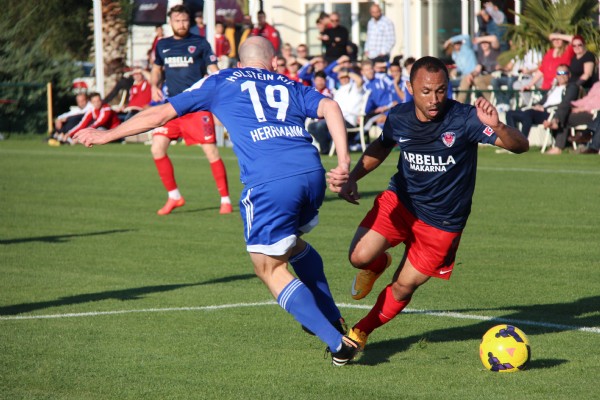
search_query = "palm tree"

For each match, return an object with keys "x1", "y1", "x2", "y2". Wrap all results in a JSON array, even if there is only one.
[{"x1": 499, "y1": 0, "x2": 599, "y2": 64}]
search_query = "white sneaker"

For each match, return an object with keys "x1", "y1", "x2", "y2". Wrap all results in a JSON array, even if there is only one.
[{"x1": 496, "y1": 104, "x2": 510, "y2": 113}]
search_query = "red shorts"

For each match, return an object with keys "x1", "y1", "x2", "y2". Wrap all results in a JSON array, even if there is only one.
[
  {"x1": 153, "y1": 111, "x2": 216, "y2": 145},
  {"x1": 359, "y1": 190, "x2": 462, "y2": 280}
]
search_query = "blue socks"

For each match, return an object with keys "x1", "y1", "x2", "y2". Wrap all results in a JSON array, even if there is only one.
[
  {"x1": 278, "y1": 278, "x2": 342, "y2": 352},
  {"x1": 289, "y1": 243, "x2": 342, "y2": 324}
]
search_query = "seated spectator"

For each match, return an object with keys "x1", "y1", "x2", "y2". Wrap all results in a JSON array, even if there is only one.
[
  {"x1": 493, "y1": 46, "x2": 543, "y2": 110},
  {"x1": 56, "y1": 92, "x2": 120, "y2": 144},
  {"x1": 506, "y1": 65, "x2": 578, "y2": 143},
  {"x1": 456, "y1": 34, "x2": 501, "y2": 103},
  {"x1": 298, "y1": 55, "x2": 335, "y2": 89},
  {"x1": 312, "y1": 71, "x2": 333, "y2": 98},
  {"x1": 361, "y1": 59, "x2": 394, "y2": 129},
  {"x1": 388, "y1": 61, "x2": 409, "y2": 104},
  {"x1": 275, "y1": 56, "x2": 288, "y2": 76},
  {"x1": 575, "y1": 112, "x2": 600, "y2": 154},
  {"x1": 307, "y1": 68, "x2": 363, "y2": 154},
  {"x1": 444, "y1": 34, "x2": 478, "y2": 89},
  {"x1": 285, "y1": 60, "x2": 307, "y2": 85},
  {"x1": 295, "y1": 43, "x2": 311, "y2": 65},
  {"x1": 49, "y1": 93, "x2": 92, "y2": 146},
  {"x1": 214, "y1": 21, "x2": 232, "y2": 69},
  {"x1": 326, "y1": 54, "x2": 353, "y2": 85},
  {"x1": 281, "y1": 42, "x2": 295, "y2": 66},
  {"x1": 547, "y1": 81, "x2": 600, "y2": 154},
  {"x1": 567, "y1": 35, "x2": 597, "y2": 90},
  {"x1": 524, "y1": 32, "x2": 575, "y2": 92},
  {"x1": 113, "y1": 68, "x2": 151, "y2": 122}
]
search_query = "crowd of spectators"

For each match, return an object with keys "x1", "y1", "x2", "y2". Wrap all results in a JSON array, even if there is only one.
[{"x1": 51, "y1": 1, "x2": 599, "y2": 155}]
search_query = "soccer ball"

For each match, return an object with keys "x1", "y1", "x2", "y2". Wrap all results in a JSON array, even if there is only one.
[{"x1": 479, "y1": 324, "x2": 531, "y2": 372}]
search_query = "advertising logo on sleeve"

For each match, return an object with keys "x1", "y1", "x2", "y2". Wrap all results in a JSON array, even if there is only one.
[{"x1": 483, "y1": 125, "x2": 494, "y2": 136}]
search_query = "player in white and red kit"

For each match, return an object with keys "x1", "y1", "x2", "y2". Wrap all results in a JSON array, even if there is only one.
[
  {"x1": 67, "y1": 92, "x2": 120, "y2": 140},
  {"x1": 151, "y1": 4, "x2": 231, "y2": 216},
  {"x1": 327, "y1": 56, "x2": 529, "y2": 354}
]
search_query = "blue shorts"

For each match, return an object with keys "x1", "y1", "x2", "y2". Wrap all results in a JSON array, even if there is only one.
[{"x1": 240, "y1": 170, "x2": 325, "y2": 256}]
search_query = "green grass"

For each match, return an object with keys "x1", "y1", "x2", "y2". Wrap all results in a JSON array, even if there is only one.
[{"x1": 1, "y1": 139, "x2": 599, "y2": 399}]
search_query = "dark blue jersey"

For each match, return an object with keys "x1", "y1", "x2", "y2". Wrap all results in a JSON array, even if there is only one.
[
  {"x1": 168, "y1": 68, "x2": 325, "y2": 188},
  {"x1": 380, "y1": 100, "x2": 498, "y2": 232},
  {"x1": 154, "y1": 34, "x2": 217, "y2": 96}
]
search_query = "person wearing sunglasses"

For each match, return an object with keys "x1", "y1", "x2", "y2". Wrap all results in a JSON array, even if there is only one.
[{"x1": 507, "y1": 64, "x2": 579, "y2": 145}]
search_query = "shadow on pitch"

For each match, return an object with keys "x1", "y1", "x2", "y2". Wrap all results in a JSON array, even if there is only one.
[
  {"x1": 0, "y1": 273, "x2": 256, "y2": 315},
  {"x1": 352, "y1": 295, "x2": 600, "y2": 367},
  {"x1": 0, "y1": 229, "x2": 132, "y2": 245}
]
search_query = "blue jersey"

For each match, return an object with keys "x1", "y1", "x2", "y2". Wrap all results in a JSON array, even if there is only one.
[
  {"x1": 168, "y1": 68, "x2": 326, "y2": 187},
  {"x1": 154, "y1": 34, "x2": 217, "y2": 96},
  {"x1": 381, "y1": 100, "x2": 498, "y2": 232}
]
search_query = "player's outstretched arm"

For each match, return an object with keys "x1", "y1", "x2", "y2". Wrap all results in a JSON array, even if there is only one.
[
  {"x1": 336, "y1": 139, "x2": 392, "y2": 204},
  {"x1": 474, "y1": 97, "x2": 529, "y2": 154},
  {"x1": 319, "y1": 98, "x2": 351, "y2": 192},
  {"x1": 74, "y1": 103, "x2": 178, "y2": 147}
]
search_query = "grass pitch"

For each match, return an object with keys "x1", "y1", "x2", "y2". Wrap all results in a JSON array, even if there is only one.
[{"x1": 1, "y1": 139, "x2": 599, "y2": 399}]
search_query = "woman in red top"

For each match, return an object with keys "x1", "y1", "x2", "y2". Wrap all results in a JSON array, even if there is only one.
[{"x1": 525, "y1": 32, "x2": 575, "y2": 91}]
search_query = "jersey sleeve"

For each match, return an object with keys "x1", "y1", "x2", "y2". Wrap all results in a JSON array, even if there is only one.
[
  {"x1": 379, "y1": 116, "x2": 397, "y2": 148},
  {"x1": 465, "y1": 106, "x2": 498, "y2": 145},
  {"x1": 200, "y1": 41, "x2": 217, "y2": 69},
  {"x1": 154, "y1": 40, "x2": 164, "y2": 67},
  {"x1": 301, "y1": 85, "x2": 326, "y2": 119},
  {"x1": 168, "y1": 75, "x2": 215, "y2": 116}
]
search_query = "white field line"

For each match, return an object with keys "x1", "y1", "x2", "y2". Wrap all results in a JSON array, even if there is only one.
[
  {"x1": 1, "y1": 301, "x2": 599, "y2": 334},
  {"x1": 2, "y1": 148, "x2": 600, "y2": 175}
]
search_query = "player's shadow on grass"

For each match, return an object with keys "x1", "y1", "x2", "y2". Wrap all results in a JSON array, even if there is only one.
[
  {"x1": 354, "y1": 295, "x2": 599, "y2": 368},
  {"x1": 323, "y1": 190, "x2": 381, "y2": 203},
  {"x1": 0, "y1": 229, "x2": 132, "y2": 245},
  {"x1": 0, "y1": 273, "x2": 256, "y2": 315}
]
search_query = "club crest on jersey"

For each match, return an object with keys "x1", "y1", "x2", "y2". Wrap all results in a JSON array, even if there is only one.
[
  {"x1": 187, "y1": 46, "x2": 196, "y2": 54},
  {"x1": 441, "y1": 132, "x2": 456, "y2": 147},
  {"x1": 210, "y1": 54, "x2": 217, "y2": 62},
  {"x1": 483, "y1": 125, "x2": 494, "y2": 136}
]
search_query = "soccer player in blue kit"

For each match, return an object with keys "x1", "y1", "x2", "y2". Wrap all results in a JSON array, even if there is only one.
[
  {"x1": 327, "y1": 56, "x2": 529, "y2": 353},
  {"x1": 151, "y1": 5, "x2": 231, "y2": 215},
  {"x1": 74, "y1": 37, "x2": 360, "y2": 366}
]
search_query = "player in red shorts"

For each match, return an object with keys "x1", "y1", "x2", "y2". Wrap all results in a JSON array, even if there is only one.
[
  {"x1": 151, "y1": 5, "x2": 231, "y2": 216},
  {"x1": 327, "y1": 56, "x2": 529, "y2": 353}
]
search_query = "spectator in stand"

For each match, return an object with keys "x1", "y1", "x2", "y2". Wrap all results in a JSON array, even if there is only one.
[
  {"x1": 308, "y1": 68, "x2": 363, "y2": 154},
  {"x1": 327, "y1": 54, "x2": 353, "y2": 85},
  {"x1": 114, "y1": 68, "x2": 152, "y2": 122},
  {"x1": 281, "y1": 42, "x2": 295, "y2": 66},
  {"x1": 444, "y1": 34, "x2": 478, "y2": 90},
  {"x1": 189, "y1": 11, "x2": 205, "y2": 37},
  {"x1": 320, "y1": 11, "x2": 349, "y2": 63},
  {"x1": 456, "y1": 34, "x2": 501, "y2": 103},
  {"x1": 295, "y1": 43, "x2": 311, "y2": 65},
  {"x1": 575, "y1": 111, "x2": 600, "y2": 154},
  {"x1": 546, "y1": 80, "x2": 600, "y2": 155},
  {"x1": 313, "y1": 70, "x2": 333, "y2": 98},
  {"x1": 48, "y1": 93, "x2": 93, "y2": 146},
  {"x1": 54, "y1": 92, "x2": 120, "y2": 144},
  {"x1": 149, "y1": 25, "x2": 164, "y2": 67},
  {"x1": 566, "y1": 34, "x2": 597, "y2": 90},
  {"x1": 477, "y1": 1, "x2": 509, "y2": 52},
  {"x1": 235, "y1": 15, "x2": 253, "y2": 59},
  {"x1": 492, "y1": 46, "x2": 543, "y2": 111},
  {"x1": 524, "y1": 32, "x2": 575, "y2": 92},
  {"x1": 298, "y1": 56, "x2": 336, "y2": 90},
  {"x1": 316, "y1": 12, "x2": 332, "y2": 35},
  {"x1": 361, "y1": 59, "x2": 394, "y2": 131},
  {"x1": 214, "y1": 21, "x2": 232, "y2": 69},
  {"x1": 506, "y1": 64, "x2": 578, "y2": 142},
  {"x1": 224, "y1": 17, "x2": 239, "y2": 66},
  {"x1": 364, "y1": 3, "x2": 396, "y2": 63},
  {"x1": 275, "y1": 56, "x2": 289, "y2": 76},
  {"x1": 388, "y1": 61, "x2": 409, "y2": 104},
  {"x1": 251, "y1": 10, "x2": 280, "y2": 54},
  {"x1": 286, "y1": 60, "x2": 307, "y2": 85}
]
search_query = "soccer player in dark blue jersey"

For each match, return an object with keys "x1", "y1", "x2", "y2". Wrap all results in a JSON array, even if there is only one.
[
  {"x1": 74, "y1": 37, "x2": 360, "y2": 366},
  {"x1": 327, "y1": 56, "x2": 529, "y2": 353},
  {"x1": 150, "y1": 5, "x2": 231, "y2": 215}
]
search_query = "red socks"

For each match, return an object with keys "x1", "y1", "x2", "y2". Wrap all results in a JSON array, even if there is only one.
[
  {"x1": 355, "y1": 285, "x2": 411, "y2": 334},
  {"x1": 154, "y1": 156, "x2": 177, "y2": 191},
  {"x1": 368, "y1": 252, "x2": 390, "y2": 274},
  {"x1": 210, "y1": 159, "x2": 229, "y2": 197}
]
